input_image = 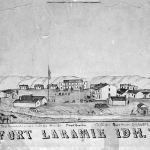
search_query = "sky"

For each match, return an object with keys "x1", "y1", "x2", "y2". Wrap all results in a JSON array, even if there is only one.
[{"x1": 0, "y1": 0, "x2": 150, "y2": 78}]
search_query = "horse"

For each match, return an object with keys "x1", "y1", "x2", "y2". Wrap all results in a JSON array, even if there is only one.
[{"x1": 0, "y1": 113, "x2": 17, "y2": 124}]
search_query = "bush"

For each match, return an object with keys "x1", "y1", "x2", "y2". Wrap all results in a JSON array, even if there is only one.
[{"x1": 80, "y1": 99, "x2": 83, "y2": 103}]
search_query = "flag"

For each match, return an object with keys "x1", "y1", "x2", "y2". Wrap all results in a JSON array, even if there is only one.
[{"x1": 48, "y1": 65, "x2": 51, "y2": 80}]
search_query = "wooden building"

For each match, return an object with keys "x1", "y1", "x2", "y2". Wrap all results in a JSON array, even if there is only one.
[
  {"x1": 137, "y1": 103, "x2": 148, "y2": 115},
  {"x1": 19, "y1": 85, "x2": 29, "y2": 90},
  {"x1": 90, "y1": 83, "x2": 117, "y2": 101},
  {"x1": 108, "y1": 96, "x2": 126, "y2": 106},
  {"x1": 13, "y1": 95, "x2": 47, "y2": 108},
  {"x1": 34, "y1": 84, "x2": 44, "y2": 90}
]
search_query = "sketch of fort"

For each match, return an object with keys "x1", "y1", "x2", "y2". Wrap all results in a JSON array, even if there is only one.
[{"x1": 0, "y1": 0, "x2": 150, "y2": 123}]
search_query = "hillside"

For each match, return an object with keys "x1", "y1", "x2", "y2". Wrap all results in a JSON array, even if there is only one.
[{"x1": 90, "y1": 75, "x2": 150, "y2": 89}]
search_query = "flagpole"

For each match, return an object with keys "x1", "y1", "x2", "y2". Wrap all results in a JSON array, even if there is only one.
[
  {"x1": 48, "y1": 65, "x2": 51, "y2": 102},
  {"x1": 48, "y1": 75, "x2": 49, "y2": 102}
]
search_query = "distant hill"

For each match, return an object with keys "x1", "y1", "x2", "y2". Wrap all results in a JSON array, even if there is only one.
[
  {"x1": 90, "y1": 75, "x2": 150, "y2": 89},
  {"x1": 0, "y1": 75, "x2": 81, "y2": 90},
  {"x1": 0, "y1": 75, "x2": 149, "y2": 90}
]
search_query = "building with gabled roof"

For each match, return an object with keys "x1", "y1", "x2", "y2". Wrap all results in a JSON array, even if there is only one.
[
  {"x1": 34, "y1": 84, "x2": 44, "y2": 90},
  {"x1": 127, "y1": 90, "x2": 144, "y2": 98},
  {"x1": 117, "y1": 89, "x2": 129, "y2": 98},
  {"x1": 90, "y1": 83, "x2": 117, "y2": 101},
  {"x1": 19, "y1": 85, "x2": 29, "y2": 90},
  {"x1": 108, "y1": 96, "x2": 127, "y2": 106},
  {"x1": 13, "y1": 95, "x2": 47, "y2": 108},
  {"x1": 142, "y1": 91, "x2": 150, "y2": 99}
]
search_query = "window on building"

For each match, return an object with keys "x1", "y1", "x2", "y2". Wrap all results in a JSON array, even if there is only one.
[
  {"x1": 109, "y1": 88, "x2": 110, "y2": 91},
  {"x1": 108, "y1": 93, "x2": 111, "y2": 97}
]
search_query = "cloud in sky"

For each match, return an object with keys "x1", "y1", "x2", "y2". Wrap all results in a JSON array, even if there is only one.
[{"x1": 0, "y1": 0, "x2": 150, "y2": 77}]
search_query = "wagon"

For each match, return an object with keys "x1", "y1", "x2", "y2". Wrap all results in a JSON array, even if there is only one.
[
  {"x1": 94, "y1": 103, "x2": 109, "y2": 108},
  {"x1": 29, "y1": 107, "x2": 39, "y2": 113}
]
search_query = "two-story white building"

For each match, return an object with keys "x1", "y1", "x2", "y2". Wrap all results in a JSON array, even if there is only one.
[
  {"x1": 90, "y1": 83, "x2": 117, "y2": 101},
  {"x1": 58, "y1": 79, "x2": 88, "y2": 91}
]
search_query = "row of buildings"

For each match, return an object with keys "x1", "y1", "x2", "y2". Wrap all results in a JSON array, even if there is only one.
[
  {"x1": 90, "y1": 83, "x2": 150, "y2": 101},
  {"x1": 90, "y1": 83, "x2": 150, "y2": 106},
  {"x1": 19, "y1": 79, "x2": 88, "y2": 91},
  {"x1": 117, "y1": 84, "x2": 150, "y2": 99}
]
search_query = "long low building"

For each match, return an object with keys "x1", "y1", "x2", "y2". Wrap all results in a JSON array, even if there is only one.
[
  {"x1": 108, "y1": 96, "x2": 127, "y2": 106},
  {"x1": 13, "y1": 95, "x2": 47, "y2": 108},
  {"x1": 58, "y1": 79, "x2": 88, "y2": 91}
]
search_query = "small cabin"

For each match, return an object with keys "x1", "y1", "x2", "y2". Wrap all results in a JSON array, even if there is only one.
[
  {"x1": 142, "y1": 91, "x2": 150, "y2": 99},
  {"x1": 47, "y1": 84, "x2": 58, "y2": 90},
  {"x1": 55, "y1": 91, "x2": 70, "y2": 96},
  {"x1": 19, "y1": 85, "x2": 29, "y2": 90},
  {"x1": 1, "y1": 89, "x2": 15, "y2": 98},
  {"x1": 34, "y1": 84, "x2": 44, "y2": 90},
  {"x1": 137, "y1": 103, "x2": 148, "y2": 115}
]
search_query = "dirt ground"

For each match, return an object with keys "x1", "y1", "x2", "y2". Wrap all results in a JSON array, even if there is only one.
[{"x1": 1, "y1": 89, "x2": 150, "y2": 123}]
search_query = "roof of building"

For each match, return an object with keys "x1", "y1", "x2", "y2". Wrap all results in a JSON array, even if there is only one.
[
  {"x1": 91, "y1": 83, "x2": 108, "y2": 90},
  {"x1": 127, "y1": 90, "x2": 140, "y2": 94},
  {"x1": 110, "y1": 96, "x2": 126, "y2": 101},
  {"x1": 19, "y1": 84, "x2": 29, "y2": 87},
  {"x1": 34, "y1": 84, "x2": 44, "y2": 87},
  {"x1": 142, "y1": 91, "x2": 150, "y2": 95},
  {"x1": 117, "y1": 89, "x2": 128, "y2": 95},
  {"x1": 2, "y1": 89, "x2": 14, "y2": 94},
  {"x1": 63, "y1": 79, "x2": 83, "y2": 83},
  {"x1": 120, "y1": 84, "x2": 135, "y2": 86},
  {"x1": 13, "y1": 95, "x2": 46, "y2": 103},
  {"x1": 137, "y1": 103, "x2": 148, "y2": 108}
]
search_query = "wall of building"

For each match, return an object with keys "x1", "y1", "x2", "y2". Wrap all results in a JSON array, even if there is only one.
[
  {"x1": 40, "y1": 98, "x2": 47, "y2": 105},
  {"x1": 101, "y1": 85, "x2": 117, "y2": 100},
  {"x1": 108, "y1": 98, "x2": 113, "y2": 105},
  {"x1": 112, "y1": 101, "x2": 126, "y2": 106},
  {"x1": 136, "y1": 92, "x2": 144, "y2": 98},
  {"x1": 35, "y1": 86, "x2": 44, "y2": 90},
  {"x1": 83, "y1": 81, "x2": 88, "y2": 89},
  {"x1": 146, "y1": 94, "x2": 150, "y2": 98},
  {"x1": 14, "y1": 102, "x2": 36, "y2": 107},
  {"x1": 122, "y1": 93, "x2": 129, "y2": 98},
  {"x1": 58, "y1": 80, "x2": 88, "y2": 91},
  {"x1": 128, "y1": 93, "x2": 135, "y2": 98}
]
